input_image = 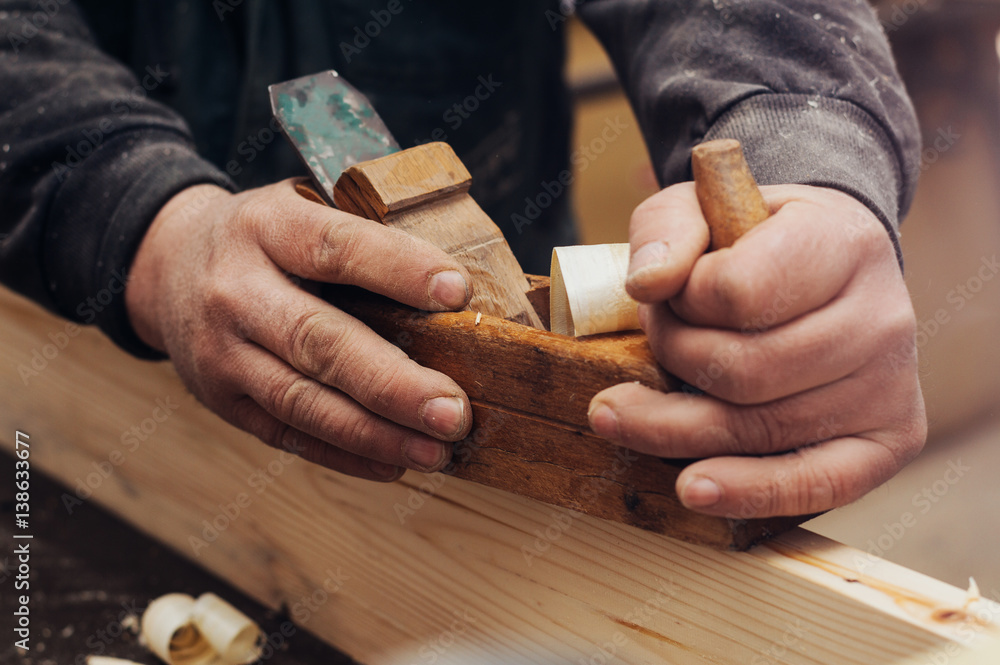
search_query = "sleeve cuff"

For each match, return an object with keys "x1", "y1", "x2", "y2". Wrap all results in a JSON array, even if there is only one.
[
  {"x1": 45, "y1": 130, "x2": 234, "y2": 359},
  {"x1": 703, "y1": 93, "x2": 907, "y2": 270}
]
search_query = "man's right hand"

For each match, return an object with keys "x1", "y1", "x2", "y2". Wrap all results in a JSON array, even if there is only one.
[{"x1": 124, "y1": 179, "x2": 474, "y2": 481}]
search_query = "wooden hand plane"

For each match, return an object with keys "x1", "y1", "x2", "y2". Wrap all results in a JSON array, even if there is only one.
[{"x1": 271, "y1": 71, "x2": 812, "y2": 550}]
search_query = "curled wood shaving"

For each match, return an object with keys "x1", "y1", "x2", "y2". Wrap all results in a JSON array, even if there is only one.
[
  {"x1": 965, "y1": 577, "x2": 982, "y2": 610},
  {"x1": 140, "y1": 593, "x2": 263, "y2": 665}
]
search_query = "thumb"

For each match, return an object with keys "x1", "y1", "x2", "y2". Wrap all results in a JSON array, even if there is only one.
[
  {"x1": 625, "y1": 182, "x2": 711, "y2": 303},
  {"x1": 253, "y1": 179, "x2": 472, "y2": 312}
]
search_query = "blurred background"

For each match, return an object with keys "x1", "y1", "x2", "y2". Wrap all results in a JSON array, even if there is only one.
[{"x1": 565, "y1": 0, "x2": 1000, "y2": 594}]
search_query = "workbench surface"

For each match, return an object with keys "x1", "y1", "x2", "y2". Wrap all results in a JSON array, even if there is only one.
[{"x1": 0, "y1": 451, "x2": 355, "y2": 665}]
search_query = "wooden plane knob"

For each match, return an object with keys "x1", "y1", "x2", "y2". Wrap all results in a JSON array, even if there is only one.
[{"x1": 691, "y1": 139, "x2": 770, "y2": 250}]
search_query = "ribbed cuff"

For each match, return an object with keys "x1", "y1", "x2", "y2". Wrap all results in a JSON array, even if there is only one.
[
  {"x1": 45, "y1": 130, "x2": 233, "y2": 359},
  {"x1": 704, "y1": 94, "x2": 905, "y2": 270}
]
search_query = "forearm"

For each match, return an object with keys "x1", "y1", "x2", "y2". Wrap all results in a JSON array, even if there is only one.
[
  {"x1": 0, "y1": 0, "x2": 230, "y2": 358},
  {"x1": 577, "y1": 0, "x2": 921, "y2": 263}
]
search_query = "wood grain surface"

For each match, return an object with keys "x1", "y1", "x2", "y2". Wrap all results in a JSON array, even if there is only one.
[{"x1": 1, "y1": 288, "x2": 999, "y2": 664}]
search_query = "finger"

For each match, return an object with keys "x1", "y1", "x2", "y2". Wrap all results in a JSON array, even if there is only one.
[
  {"x1": 670, "y1": 185, "x2": 883, "y2": 330},
  {"x1": 231, "y1": 273, "x2": 472, "y2": 443},
  {"x1": 641, "y1": 291, "x2": 913, "y2": 404},
  {"x1": 673, "y1": 436, "x2": 915, "y2": 517},
  {"x1": 588, "y1": 369, "x2": 886, "y2": 457},
  {"x1": 225, "y1": 344, "x2": 455, "y2": 473},
  {"x1": 226, "y1": 395, "x2": 403, "y2": 482},
  {"x1": 251, "y1": 179, "x2": 472, "y2": 312},
  {"x1": 625, "y1": 182, "x2": 711, "y2": 302}
]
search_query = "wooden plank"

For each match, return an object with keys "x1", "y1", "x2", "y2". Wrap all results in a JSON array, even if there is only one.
[
  {"x1": 333, "y1": 143, "x2": 543, "y2": 329},
  {"x1": 1, "y1": 286, "x2": 998, "y2": 665},
  {"x1": 331, "y1": 283, "x2": 812, "y2": 550}
]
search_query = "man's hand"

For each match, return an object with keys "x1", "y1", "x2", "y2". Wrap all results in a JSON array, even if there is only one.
[
  {"x1": 125, "y1": 180, "x2": 474, "y2": 481},
  {"x1": 589, "y1": 183, "x2": 927, "y2": 518}
]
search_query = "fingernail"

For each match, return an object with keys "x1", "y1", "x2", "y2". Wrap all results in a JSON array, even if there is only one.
[
  {"x1": 421, "y1": 396, "x2": 466, "y2": 438},
  {"x1": 403, "y1": 436, "x2": 450, "y2": 471},
  {"x1": 367, "y1": 460, "x2": 403, "y2": 481},
  {"x1": 681, "y1": 477, "x2": 722, "y2": 508},
  {"x1": 588, "y1": 403, "x2": 620, "y2": 440},
  {"x1": 428, "y1": 270, "x2": 469, "y2": 309},
  {"x1": 626, "y1": 241, "x2": 669, "y2": 290}
]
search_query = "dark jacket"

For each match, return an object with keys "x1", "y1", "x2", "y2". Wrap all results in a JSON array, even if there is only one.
[{"x1": 0, "y1": 0, "x2": 919, "y2": 358}]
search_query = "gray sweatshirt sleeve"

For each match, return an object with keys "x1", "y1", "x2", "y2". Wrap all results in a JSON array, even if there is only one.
[
  {"x1": 0, "y1": 0, "x2": 231, "y2": 358},
  {"x1": 577, "y1": 0, "x2": 921, "y2": 265}
]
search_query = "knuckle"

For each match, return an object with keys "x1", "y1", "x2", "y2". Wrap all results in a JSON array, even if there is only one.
[
  {"x1": 288, "y1": 309, "x2": 338, "y2": 379},
  {"x1": 265, "y1": 375, "x2": 322, "y2": 426},
  {"x1": 800, "y1": 462, "x2": 843, "y2": 513},
  {"x1": 728, "y1": 405, "x2": 793, "y2": 455},
  {"x1": 269, "y1": 422, "x2": 298, "y2": 453},
  {"x1": 336, "y1": 411, "x2": 383, "y2": 457},
  {"x1": 324, "y1": 328, "x2": 409, "y2": 395},
  {"x1": 873, "y1": 299, "x2": 919, "y2": 369},
  {"x1": 855, "y1": 210, "x2": 890, "y2": 256},
  {"x1": 202, "y1": 273, "x2": 242, "y2": 316},
  {"x1": 313, "y1": 219, "x2": 364, "y2": 282},
  {"x1": 358, "y1": 357, "x2": 412, "y2": 408},
  {"x1": 880, "y1": 394, "x2": 928, "y2": 467},
  {"x1": 752, "y1": 473, "x2": 794, "y2": 518},
  {"x1": 252, "y1": 415, "x2": 296, "y2": 453},
  {"x1": 743, "y1": 451, "x2": 843, "y2": 517},
  {"x1": 885, "y1": 299, "x2": 918, "y2": 343},
  {"x1": 780, "y1": 450, "x2": 850, "y2": 515},
  {"x1": 322, "y1": 323, "x2": 367, "y2": 387}
]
